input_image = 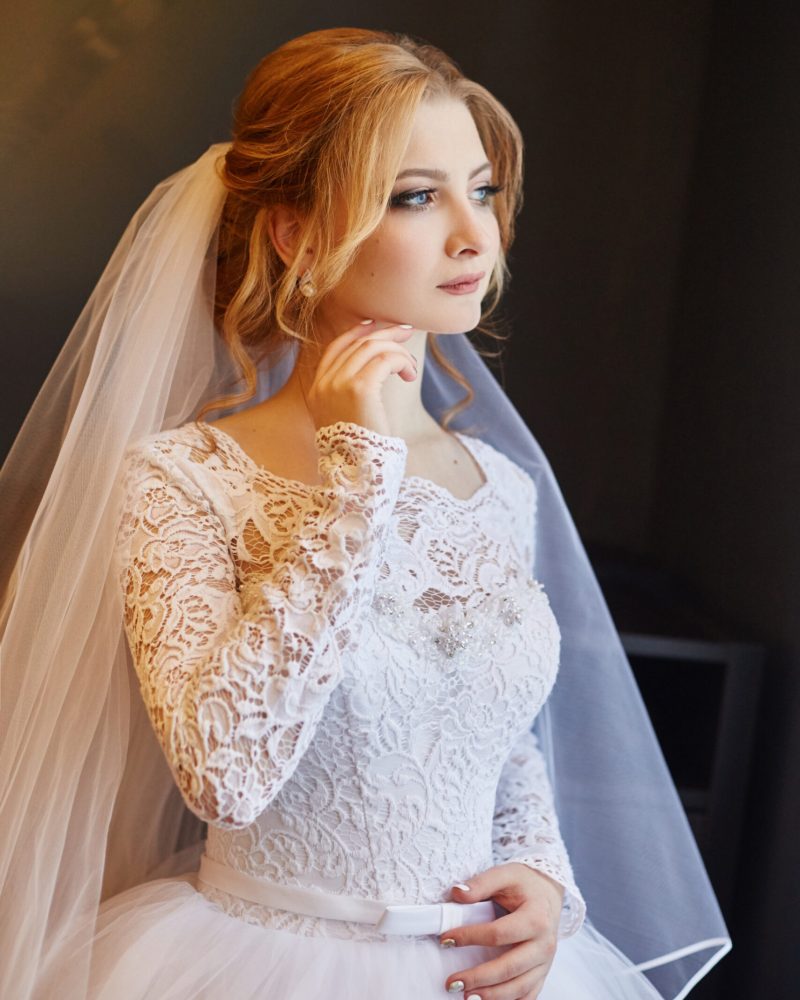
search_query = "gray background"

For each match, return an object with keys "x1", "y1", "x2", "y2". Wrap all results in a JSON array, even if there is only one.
[{"x1": 2, "y1": 2, "x2": 798, "y2": 996}]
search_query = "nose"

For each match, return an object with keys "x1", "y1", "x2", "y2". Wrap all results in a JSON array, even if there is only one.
[{"x1": 444, "y1": 199, "x2": 495, "y2": 258}]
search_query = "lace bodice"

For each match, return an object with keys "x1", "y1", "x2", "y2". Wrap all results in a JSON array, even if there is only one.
[{"x1": 116, "y1": 419, "x2": 586, "y2": 943}]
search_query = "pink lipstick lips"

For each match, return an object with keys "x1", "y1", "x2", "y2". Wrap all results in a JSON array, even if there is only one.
[{"x1": 437, "y1": 271, "x2": 485, "y2": 295}]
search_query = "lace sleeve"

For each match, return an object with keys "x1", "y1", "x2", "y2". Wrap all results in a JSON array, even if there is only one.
[
  {"x1": 492, "y1": 727, "x2": 587, "y2": 938},
  {"x1": 116, "y1": 421, "x2": 407, "y2": 831}
]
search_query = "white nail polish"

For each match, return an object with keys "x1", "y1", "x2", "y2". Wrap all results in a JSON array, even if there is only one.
[
  {"x1": 453, "y1": 882, "x2": 471, "y2": 892},
  {"x1": 467, "y1": 994, "x2": 482, "y2": 1000},
  {"x1": 360, "y1": 319, "x2": 373, "y2": 325},
  {"x1": 447, "y1": 982, "x2": 465, "y2": 994},
  {"x1": 399, "y1": 323, "x2": 413, "y2": 329}
]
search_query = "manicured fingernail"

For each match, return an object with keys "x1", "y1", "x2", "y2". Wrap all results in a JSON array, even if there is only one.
[
  {"x1": 399, "y1": 323, "x2": 413, "y2": 329},
  {"x1": 447, "y1": 982, "x2": 465, "y2": 994},
  {"x1": 453, "y1": 882, "x2": 471, "y2": 892},
  {"x1": 440, "y1": 937, "x2": 456, "y2": 948},
  {"x1": 360, "y1": 319, "x2": 374, "y2": 325},
  {"x1": 467, "y1": 995, "x2": 482, "y2": 1000}
]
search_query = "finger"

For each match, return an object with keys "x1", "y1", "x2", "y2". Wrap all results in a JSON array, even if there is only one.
[
  {"x1": 346, "y1": 347, "x2": 417, "y2": 389},
  {"x1": 444, "y1": 940, "x2": 552, "y2": 999},
  {"x1": 450, "y1": 865, "x2": 532, "y2": 911},
  {"x1": 312, "y1": 321, "x2": 378, "y2": 379},
  {"x1": 314, "y1": 333, "x2": 413, "y2": 396},
  {"x1": 322, "y1": 334, "x2": 416, "y2": 388},
  {"x1": 329, "y1": 340, "x2": 417, "y2": 388},
  {"x1": 319, "y1": 339, "x2": 417, "y2": 390},
  {"x1": 440, "y1": 907, "x2": 544, "y2": 949},
  {"x1": 315, "y1": 319, "x2": 410, "y2": 375},
  {"x1": 445, "y1": 938, "x2": 538, "y2": 990},
  {"x1": 451, "y1": 964, "x2": 546, "y2": 1000},
  {"x1": 320, "y1": 325, "x2": 417, "y2": 384},
  {"x1": 469, "y1": 966, "x2": 548, "y2": 1000}
]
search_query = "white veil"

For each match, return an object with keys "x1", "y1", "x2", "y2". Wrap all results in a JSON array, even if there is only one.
[{"x1": 0, "y1": 142, "x2": 730, "y2": 1000}]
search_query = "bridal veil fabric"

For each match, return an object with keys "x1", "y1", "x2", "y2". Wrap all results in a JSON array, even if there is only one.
[{"x1": 0, "y1": 143, "x2": 730, "y2": 999}]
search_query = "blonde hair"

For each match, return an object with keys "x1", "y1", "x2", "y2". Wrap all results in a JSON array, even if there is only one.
[{"x1": 198, "y1": 27, "x2": 524, "y2": 425}]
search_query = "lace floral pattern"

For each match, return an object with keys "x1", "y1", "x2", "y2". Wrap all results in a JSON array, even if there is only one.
[{"x1": 116, "y1": 419, "x2": 585, "y2": 944}]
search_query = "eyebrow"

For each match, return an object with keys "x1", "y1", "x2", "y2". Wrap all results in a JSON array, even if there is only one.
[{"x1": 395, "y1": 161, "x2": 492, "y2": 182}]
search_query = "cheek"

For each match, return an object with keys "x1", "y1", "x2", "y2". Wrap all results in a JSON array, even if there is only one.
[{"x1": 358, "y1": 235, "x2": 422, "y2": 284}]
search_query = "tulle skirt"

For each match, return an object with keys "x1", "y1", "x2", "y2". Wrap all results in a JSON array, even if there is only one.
[{"x1": 74, "y1": 874, "x2": 662, "y2": 999}]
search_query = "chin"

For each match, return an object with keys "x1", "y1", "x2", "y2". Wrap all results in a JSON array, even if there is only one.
[
  {"x1": 410, "y1": 299, "x2": 481, "y2": 334},
  {"x1": 426, "y1": 308, "x2": 483, "y2": 336},
  {"x1": 428, "y1": 324, "x2": 477, "y2": 336}
]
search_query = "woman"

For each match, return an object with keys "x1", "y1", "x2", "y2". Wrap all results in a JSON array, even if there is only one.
[{"x1": 0, "y1": 27, "x2": 730, "y2": 1000}]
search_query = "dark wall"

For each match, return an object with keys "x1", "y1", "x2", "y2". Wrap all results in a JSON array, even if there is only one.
[
  {"x1": 500, "y1": 3, "x2": 713, "y2": 552},
  {"x1": 654, "y1": 3, "x2": 800, "y2": 996}
]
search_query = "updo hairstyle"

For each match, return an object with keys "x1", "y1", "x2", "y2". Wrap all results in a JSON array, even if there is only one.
[{"x1": 201, "y1": 27, "x2": 524, "y2": 424}]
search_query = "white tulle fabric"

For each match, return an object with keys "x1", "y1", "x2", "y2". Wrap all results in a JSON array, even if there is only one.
[
  {"x1": 0, "y1": 142, "x2": 730, "y2": 1000},
  {"x1": 81, "y1": 879, "x2": 662, "y2": 1000}
]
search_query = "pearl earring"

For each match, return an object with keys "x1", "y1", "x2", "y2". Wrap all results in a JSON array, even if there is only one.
[{"x1": 298, "y1": 268, "x2": 317, "y2": 298}]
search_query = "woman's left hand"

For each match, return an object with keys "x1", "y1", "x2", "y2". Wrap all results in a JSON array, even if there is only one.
[{"x1": 440, "y1": 862, "x2": 563, "y2": 1000}]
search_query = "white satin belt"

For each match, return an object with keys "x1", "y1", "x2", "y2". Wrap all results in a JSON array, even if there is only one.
[{"x1": 197, "y1": 853, "x2": 499, "y2": 936}]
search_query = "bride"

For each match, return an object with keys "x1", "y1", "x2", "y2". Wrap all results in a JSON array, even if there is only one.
[{"x1": 0, "y1": 27, "x2": 729, "y2": 1000}]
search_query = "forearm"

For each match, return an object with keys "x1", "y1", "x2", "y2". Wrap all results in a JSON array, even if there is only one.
[
  {"x1": 119, "y1": 421, "x2": 407, "y2": 828},
  {"x1": 492, "y1": 727, "x2": 586, "y2": 937}
]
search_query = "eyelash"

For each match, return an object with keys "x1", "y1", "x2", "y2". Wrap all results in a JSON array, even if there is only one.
[{"x1": 389, "y1": 184, "x2": 503, "y2": 212}]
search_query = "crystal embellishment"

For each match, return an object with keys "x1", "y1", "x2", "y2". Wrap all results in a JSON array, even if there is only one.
[
  {"x1": 370, "y1": 578, "x2": 548, "y2": 673},
  {"x1": 372, "y1": 593, "x2": 401, "y2": 618},
  {"x1": 433, "y1": 619, "x2": 475, "y2": 659},
  {"x1": 500, "y1": 595, "x2": 523, "y2": 626}
]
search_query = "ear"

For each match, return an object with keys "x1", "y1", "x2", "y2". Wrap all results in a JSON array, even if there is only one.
[{"x1": 267, "y1": 205, "x2": 314, "y2": 269}]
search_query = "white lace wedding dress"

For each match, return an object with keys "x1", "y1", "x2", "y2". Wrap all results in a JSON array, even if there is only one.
[{"x1": 91, "y1": 420, "x2": 661, "y2": 999}]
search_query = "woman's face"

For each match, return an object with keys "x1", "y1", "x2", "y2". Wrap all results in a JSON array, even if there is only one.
[{"x1": 321, "y1": 97, "x2": 502, "y2": 335}]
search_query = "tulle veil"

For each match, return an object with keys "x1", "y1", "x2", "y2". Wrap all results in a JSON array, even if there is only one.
[{"x1": 0, "y1": 142, "x2": 730, "y2": 999}]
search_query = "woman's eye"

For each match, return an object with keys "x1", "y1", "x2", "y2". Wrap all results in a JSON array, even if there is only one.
[
  {"x1": 473, "y1": 183, "x2": 502, "y2": 204},
  {"x1": 389, "y1": 188, "x2": 436, "y2": 210}
]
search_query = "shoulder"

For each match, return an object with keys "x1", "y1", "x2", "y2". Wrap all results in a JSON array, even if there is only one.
[
  {"x1": 114, "y1": 425, "x2": 239, "y2": 573},
  {"x1": 124, "y1": 420, "x2": 224, "y2": 473},
  {"x1": 119, "y1": 421, "x2": 248, "y2": 514}
]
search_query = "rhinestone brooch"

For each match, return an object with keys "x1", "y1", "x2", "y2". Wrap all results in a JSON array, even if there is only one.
[{"x1": 370, "y1": 580, "x2": 545, "y2": 672}]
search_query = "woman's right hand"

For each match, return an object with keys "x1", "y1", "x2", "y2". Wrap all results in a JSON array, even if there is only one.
[{"x1": 304, "y1": 320, "x2": 420, "y2": 438}]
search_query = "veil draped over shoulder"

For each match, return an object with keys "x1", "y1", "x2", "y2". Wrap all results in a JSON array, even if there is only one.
[{"x1": 0, "y1": 143, "x2": 730, "y2": 1000}]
